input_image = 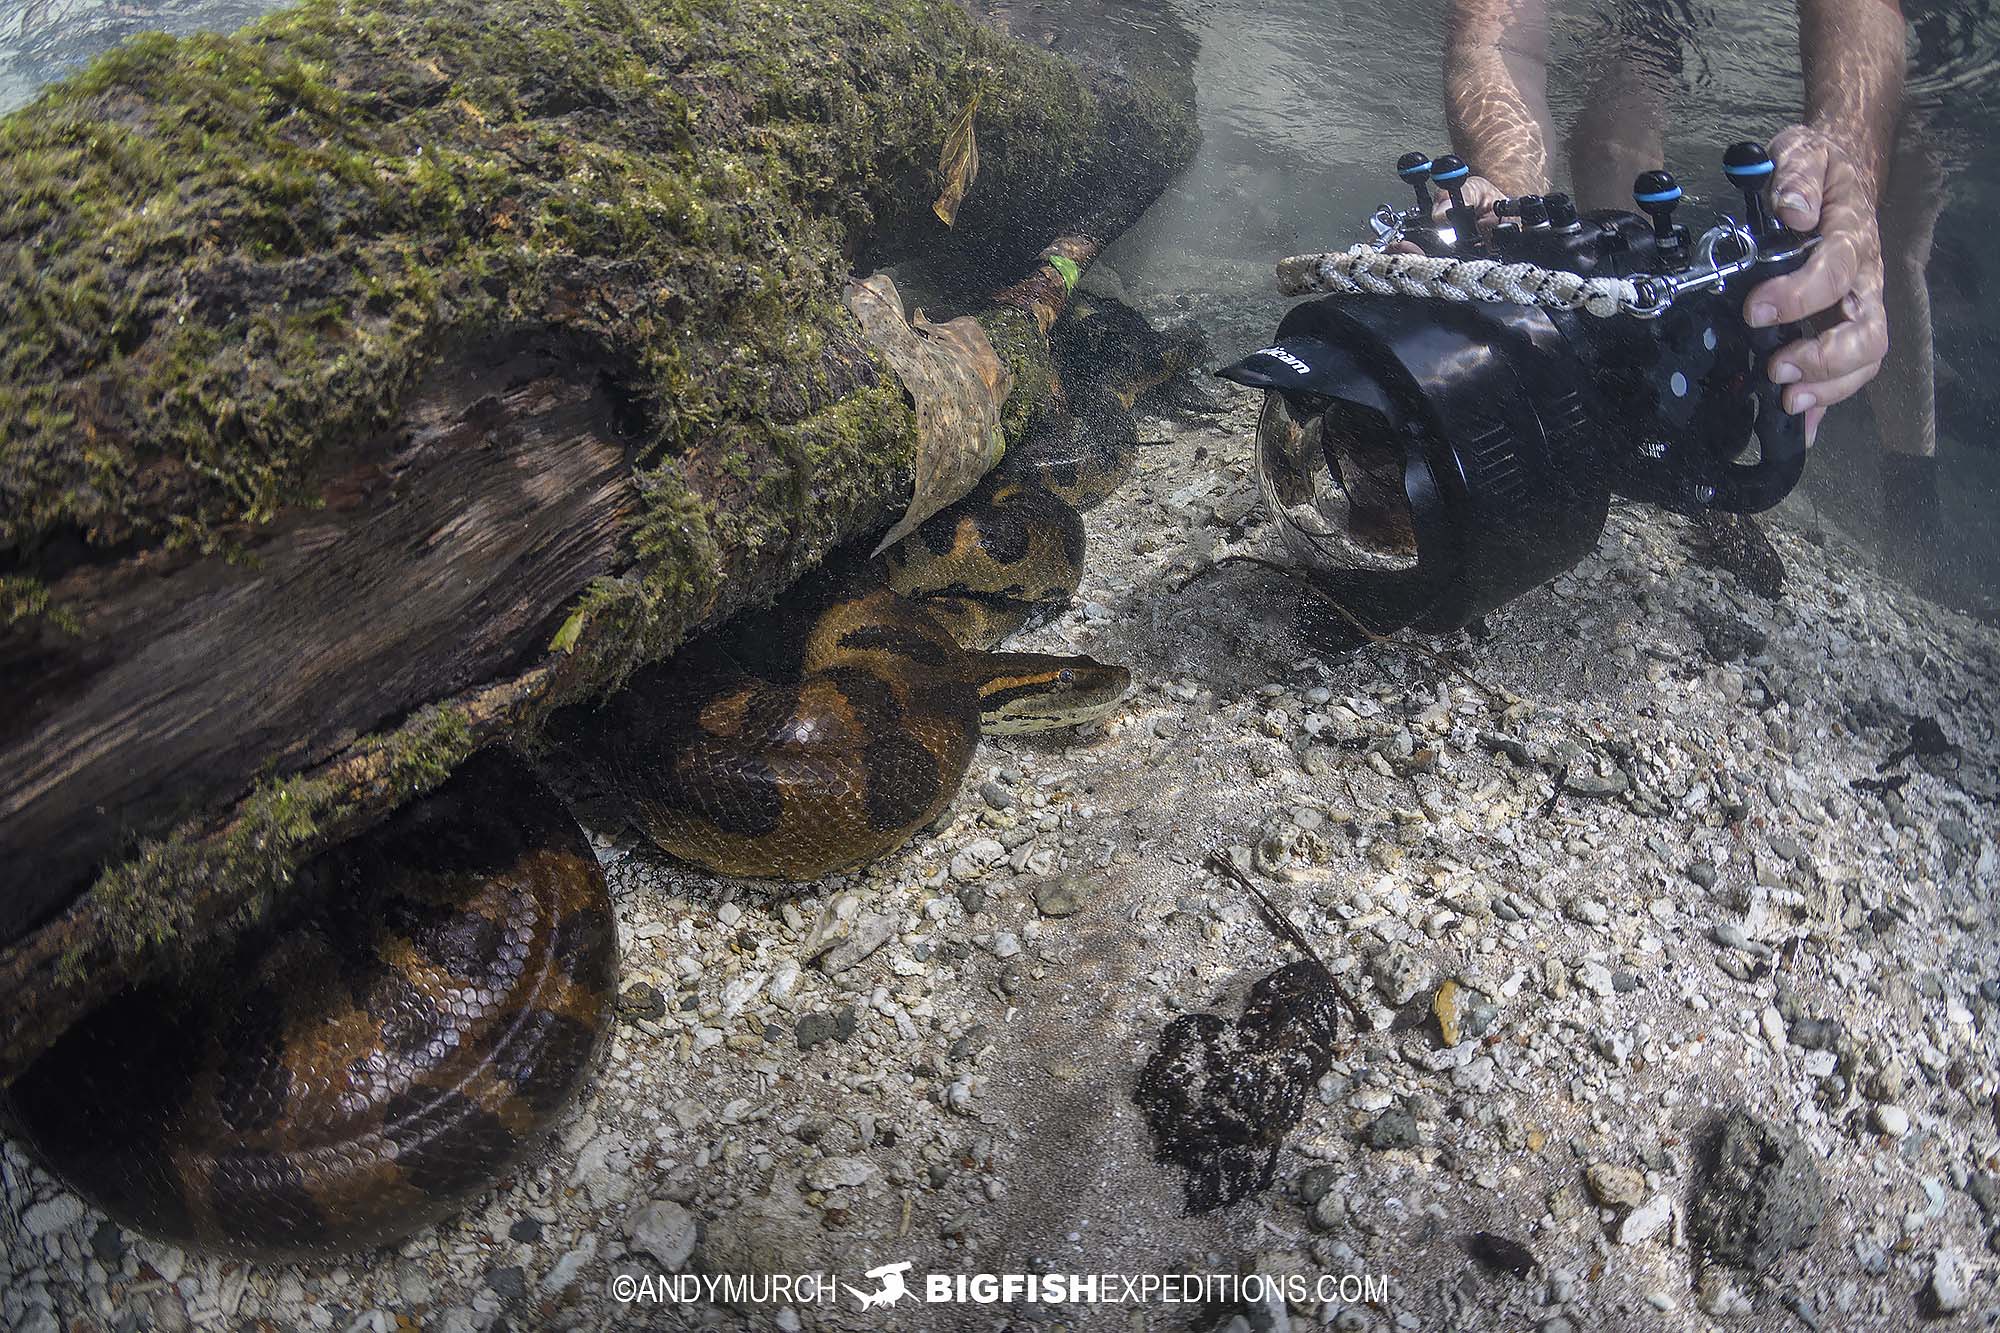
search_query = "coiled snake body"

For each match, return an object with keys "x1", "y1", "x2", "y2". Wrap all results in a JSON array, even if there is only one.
[{"x1": 6, "y1": 296, "x2": 1194, "y2": 1258}]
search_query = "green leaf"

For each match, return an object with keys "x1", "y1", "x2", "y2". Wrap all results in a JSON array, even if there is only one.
[{"x1": 549, "y1": 606, "x2": 588, "y2": 654}]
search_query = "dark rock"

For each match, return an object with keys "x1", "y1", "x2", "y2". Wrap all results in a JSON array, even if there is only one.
[
  {"x1": 1298, "y1": 1165, "x2": 1342, "y2": 1206},
  {"x1": 1685, "y1": 603, "x2": 1769, "y2": 664},
  {"x1": 509, "y1": 1217, "x2": 543, "y2": 1243},
  {"x1": 1562, "y1": 768, "x2": 1628, "y2": 799},
  {"x1": 1967, "y1": 1173, "x2": 2000, "y2": 1220},
  {"x1": 1477, "y1": 732, "x2": 1536, "y2": 766},
  {"x1": 617, "y1": 981, "x2": 667, "y2": 1022},
  {"x1": 1366, "y1": 1108, "x2": 1421, "y2": 1152},
  {"x1": 795, "y1": 1004, "x2": 858, "y2": 1051},
  {"x1": 1687, "y1": 860, "x2": 1719, "y2": 889},
  {"x1": 955, "y1": 883, "x2": 989, "y2": 916},
  {"x1": 485, "y1": 1266, "x2": 526, "y2": 1300},
  {"x1": 89, "y1": 1219, "x2": 126, "y2": 1265},
  {"x1": 1134, "y1": 960, "x2": 1342, "y2": 1213},
  {"x1": 1464, "y1": 1231, "x2": 1538, "y2": 1277},
  {"x1": 1789, "y1": 1017, "x2": 1845, "y2": 1052},
  {"x1": 1687, "y1": 510, "x2": 1785, "y2": 599},
  {"x1": 1690, "y1": 1109, "x2": 1826, "y2": 1268}
]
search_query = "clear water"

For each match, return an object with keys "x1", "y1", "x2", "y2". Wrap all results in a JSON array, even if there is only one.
[{"x1": 3, "y1": 0, "x2": 1996, "y2": 600}]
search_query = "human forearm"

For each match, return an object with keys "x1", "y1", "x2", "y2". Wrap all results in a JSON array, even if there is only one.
[
  {"x1": 1799, "y1": 0, "x2": 1905, "y2": 200},
  {"x1": 1444, "y1": 0, "x2": 1556, "y2": 196}
]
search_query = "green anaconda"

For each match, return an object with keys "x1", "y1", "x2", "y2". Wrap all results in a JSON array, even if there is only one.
[{"x1": 4, "y1": 295, "x2": 1206, "y2": 1259}]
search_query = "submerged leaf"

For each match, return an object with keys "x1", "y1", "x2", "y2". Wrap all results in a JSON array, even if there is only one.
[
  {"x1": 932, "y1": 90, "x2": 982, "y2": 227},
  {"x1": 548, "y1": 606, "x2": 588, "y2": 654},
  {"x1": 845, "y1": 273, "x2": 1012, "y2": 556}
]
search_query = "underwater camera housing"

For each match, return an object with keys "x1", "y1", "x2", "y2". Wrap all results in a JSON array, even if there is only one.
[{"x1": 1218, "y1": 142, "x2": 1817, "y2": 637}]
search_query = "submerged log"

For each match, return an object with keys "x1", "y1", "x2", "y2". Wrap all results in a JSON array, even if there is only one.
[{"x1": 0, "y1": 0, "x2": 1196, "y2": 1079}]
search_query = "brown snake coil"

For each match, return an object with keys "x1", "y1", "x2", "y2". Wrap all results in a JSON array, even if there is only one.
[{"x1": 6, "y1": 750, "x2": 617, "y2": 1260}]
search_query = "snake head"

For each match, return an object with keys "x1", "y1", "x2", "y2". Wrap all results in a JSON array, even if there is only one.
[{"x1": 976, "y1": 654, "x2": 1131, "y2": 735}]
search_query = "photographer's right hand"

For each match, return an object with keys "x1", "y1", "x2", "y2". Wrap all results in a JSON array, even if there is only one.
[
  {"x1": 1389, "y1": 174, "x2": 1508, "y2": 254},
  {"x1": 1433, "y1": 174, "x2": 1509, "y2": 230}
]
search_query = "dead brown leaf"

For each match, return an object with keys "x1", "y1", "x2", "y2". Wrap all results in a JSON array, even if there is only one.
[
  {"x1": 932, "y1": 90, "x2": 982, "y2": 227},
  {"x1": 845, "y1": 273, "x2": 1012, "y2": 556}
]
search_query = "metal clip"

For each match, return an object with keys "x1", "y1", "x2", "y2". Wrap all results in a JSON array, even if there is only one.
[
  {"x1": 1367, "y1": 204, "x2": 1407, "y2": 249},
  {"x1": 1626, "y1": 219, "x2": 1761, "y2": 317}
]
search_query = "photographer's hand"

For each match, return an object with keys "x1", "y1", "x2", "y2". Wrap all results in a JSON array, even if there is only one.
[{"x1": 1746, "y1": 124, "x2": 1890, "y2": 445}]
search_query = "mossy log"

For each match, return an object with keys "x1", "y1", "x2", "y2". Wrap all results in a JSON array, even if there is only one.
[{"x1": 0, "y1": 0, "x2": 1196, "y2": 1080}]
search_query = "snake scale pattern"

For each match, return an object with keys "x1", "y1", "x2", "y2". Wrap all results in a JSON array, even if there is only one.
[{"x1": 5, "y1": 295, "x2": 1202, "y2": 1258}]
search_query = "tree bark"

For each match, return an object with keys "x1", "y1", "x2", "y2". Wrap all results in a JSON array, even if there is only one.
[{"x1": 0, "y1": 0, "x2": 1195, "y2": 1080}]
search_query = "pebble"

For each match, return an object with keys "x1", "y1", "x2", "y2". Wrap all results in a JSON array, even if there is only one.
[
  {"x1": 951, "y1": 838, "x2": 1007, "y2": 880},
  {"x1": 1372, "y1": 949, "x2": 1429, "y2": 1007},
  {"x1": 539, "y1": 1238, "x2": 597, "y2": 1295},
  {"x1": 628, "y1": 1200, "x2": 699, "y2": 1272},
  {"x1": 815, "y1": 911, "x2": 896, "y2": 973},
  {"x1": 1575, "y1": 962, "x2": 1615, "y2": 998},
  {"x1": 20, "y1": 1196, "x2": 84, "y2": 1239},
  {"x1": 1873, "y1": 1104, "x2": 1911, "y2": 1137},
  {"x1": 805, "y1": 1156, "x2": 878, "y2": 1191},
  {"x1": 618, "y1": 981, "x2": 667, "y2": 1022},
  {"x1": 1566, "y1": 899, "x2": 1609, "y2": 927},
  {"x1": 1033, "y1": 874, "x2": 1096, "y2": 917},
  {"x1": 1365, "y1": 1109, "x2": 1420, "y2": 1152},
  {"x1": 1584, "y1": 1163, "x2": 1646, "y2": 1210},
  {"x1": 1617, "y1": 1195, "x2": 1672, "y2": 1244},
  {"x1": 484, "y1": 1266, "x2": 525, "y2": 1300},
  {"x1": 1929, "y1": 1247, "x2": 1970, "y2": 1314},
  {"x1": 795, "y1": 1004, "x2": 858, "y2": 1050}
]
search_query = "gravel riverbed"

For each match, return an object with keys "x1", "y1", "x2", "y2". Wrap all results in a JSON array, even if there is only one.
[{"x1": 4, "y1": 367, "x2": 1998, "y2": 1333}]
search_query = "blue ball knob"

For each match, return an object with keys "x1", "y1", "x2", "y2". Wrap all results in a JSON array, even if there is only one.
[
  {"x1": 1633, "y1": 169, "x2": 1683, "y2": 245},
  {"x1": 1722, "y1": 141, "x2": 1777, "y2": 235},
  {"x1": 1396, "y1": 152, "x2": 1433, "y2": 213}
]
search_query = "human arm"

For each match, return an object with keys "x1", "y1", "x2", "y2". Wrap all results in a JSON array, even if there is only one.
[
  {"x1": 1752, "y1": 0, "x2": 1906, "y2": 438},
  {"x1": 1443, "y1": 0, "x2": 1556, "y2": 206}
]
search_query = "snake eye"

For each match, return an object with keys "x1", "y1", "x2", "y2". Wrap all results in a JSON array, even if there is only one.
[{"x1": 1057, "y1": 669, "x2": 1075, "y2": 684}]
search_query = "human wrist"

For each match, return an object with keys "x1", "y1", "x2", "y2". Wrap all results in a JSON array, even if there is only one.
[{"x1": 1805, "y1": 112, "x2": 1886, "y2": 203}]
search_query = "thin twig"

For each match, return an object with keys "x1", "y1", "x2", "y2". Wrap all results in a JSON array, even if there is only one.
[{"x1": 1207, "y1": 850, "x2": 1372, "y2": 1026}]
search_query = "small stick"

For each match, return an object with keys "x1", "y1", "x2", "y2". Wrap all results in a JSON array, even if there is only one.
[{"x1": 1206, "y1": 850, "x2": 1371, "y2": 1026}]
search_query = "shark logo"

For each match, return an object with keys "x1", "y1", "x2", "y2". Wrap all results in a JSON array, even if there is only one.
[{"x1": 844, "y1": 1260, "x2": 915, "y2": 1312}]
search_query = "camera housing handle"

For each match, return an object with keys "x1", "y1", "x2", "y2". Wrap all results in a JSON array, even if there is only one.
[{"x1": 1708, "y1": 142, "x2": 1811, "y2": 513}]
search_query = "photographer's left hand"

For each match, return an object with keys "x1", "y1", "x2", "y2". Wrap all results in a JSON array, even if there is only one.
[{"x1": 1747, "y1": 123, "x2": 1889, "y2": 446}]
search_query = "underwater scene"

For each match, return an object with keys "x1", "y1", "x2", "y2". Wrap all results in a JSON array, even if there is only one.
[{"x1": 0, "y1": 0, "x2": 1995, "y2": 1329}]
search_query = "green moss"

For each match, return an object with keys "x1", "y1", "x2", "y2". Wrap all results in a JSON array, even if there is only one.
[
  {"x1": 2, "y1": 573, "x2": 76, "y2": 633},
  {"x1": 0, "y1": 0, "x2": 1121, "y2": 587},
  {"x1": 978, "y1": 305, "x2": 1059, "y2": 441}
]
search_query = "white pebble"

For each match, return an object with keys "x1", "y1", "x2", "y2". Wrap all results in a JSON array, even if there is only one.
[
  {"x1": 1618, "y1": 1195, "x2": 1673, "y2": 1245},
  {"x1": 1873, "y1": 1105, "x2": 1910, "y2": 1137}
]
